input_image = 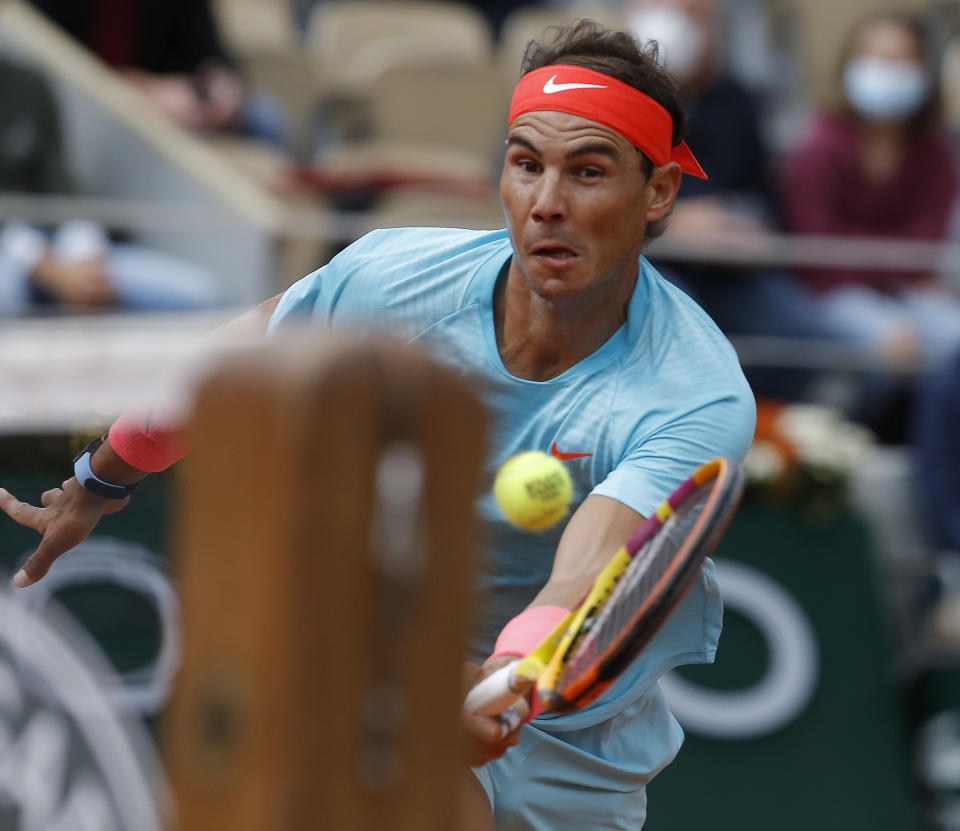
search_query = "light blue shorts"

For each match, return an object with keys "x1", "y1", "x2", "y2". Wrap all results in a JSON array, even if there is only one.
[{"x1": 471, "y1": 683, "x2": 683, "y2": 830}]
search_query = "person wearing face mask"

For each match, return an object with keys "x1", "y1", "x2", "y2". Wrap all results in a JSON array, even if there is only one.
[
  {"x1": 781, "y1": 11, "x2": 960, "y2": 375},
  {"x1": 628, "y1": 0, "x2": 834, "y2": 400}
]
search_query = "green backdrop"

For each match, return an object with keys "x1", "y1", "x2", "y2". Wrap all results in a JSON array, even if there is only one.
[{"x1": 646, "y1": 502, "x2": 918, "y2": 830}]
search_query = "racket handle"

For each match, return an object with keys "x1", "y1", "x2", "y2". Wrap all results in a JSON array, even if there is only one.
[{"x1": 464, "y1": 660, "x2": 522, "y2": 716}]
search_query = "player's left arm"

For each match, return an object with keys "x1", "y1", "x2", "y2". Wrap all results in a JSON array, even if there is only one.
[{"x1": 530, "y1": 494, "x2": 644, "y2": 609}]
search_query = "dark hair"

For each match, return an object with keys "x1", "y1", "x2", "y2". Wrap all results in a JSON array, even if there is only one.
[
  {"x1": 520, "y1": 19, "x2": 687, "y2": 242},
  {"x1": 837, "y1": 10, "x2": 943, "y2": 132}
]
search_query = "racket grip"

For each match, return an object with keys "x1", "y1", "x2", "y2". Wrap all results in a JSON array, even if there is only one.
[{"x1": 464, "y1": 660, "x2": 522, "y2": 716}]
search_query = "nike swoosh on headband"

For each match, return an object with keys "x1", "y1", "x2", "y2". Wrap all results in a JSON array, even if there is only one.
[{"x1": 542, "y1": 75, "x2": 608, "y2": 94}]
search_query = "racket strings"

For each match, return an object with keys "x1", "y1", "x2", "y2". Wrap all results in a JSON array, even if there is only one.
[{"x1": 560, "y1": 485, "x2": 712, "y2": 684}]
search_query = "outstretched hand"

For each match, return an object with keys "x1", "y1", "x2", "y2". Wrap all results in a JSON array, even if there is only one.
[
  {"x1": 0, "y1": 479, "x2": 128, "y2": 587},
  {"x1": 462, "y1": 658, "x2": 531, "y2": 767}
]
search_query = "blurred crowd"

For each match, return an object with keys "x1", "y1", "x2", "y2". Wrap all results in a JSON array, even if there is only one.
[{"x1": 2, "y1": 1, "x2": 960, "y2": 606}]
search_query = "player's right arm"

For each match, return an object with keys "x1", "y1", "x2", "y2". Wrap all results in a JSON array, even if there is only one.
[{"x1": 0, "y1": 293, "x2": 285, "y2": 587}]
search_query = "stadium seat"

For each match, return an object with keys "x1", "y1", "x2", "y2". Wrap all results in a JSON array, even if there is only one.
[
  {"x1": 304, "y1": 1, "x2": 493, "y2": 96},
  {"x1": 499, "y1": 4, "x2": 625, "y2": 83},
  {"x1": 313, "y1": 54, "x2": 507, "y2": 193},
  {"x1": 369, "y1": 59, "x2": 506, "y2": 160},
  {"x1": 212, "y1": 0, "x2": 298, "y2": 54}
]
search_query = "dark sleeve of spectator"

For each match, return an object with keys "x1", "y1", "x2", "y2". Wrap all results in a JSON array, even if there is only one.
[
  {"x1": 678, "y1": 78, "x2": 774, "y2": 214},
  {"x1": 24, "y1": 0, "x2": 94, "y2": 44},
  {"x1": 738, "y1": 87, "x2": 775, "y2": 211},
  {"x1": 143, "y1": 0, "x2": 237, "y2": 75},
  {"x1": 177, "y1": 0, "x2": 235, "y2": 69}
]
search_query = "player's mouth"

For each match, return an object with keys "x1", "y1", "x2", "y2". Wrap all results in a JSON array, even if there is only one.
[{"x1": 530, "y1": 242, "x2": 580, "y2": 269}]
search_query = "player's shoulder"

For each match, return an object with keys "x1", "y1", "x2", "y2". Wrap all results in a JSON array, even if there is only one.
[
  {"x1": 334, "y1": 226, "x2": 510, "y2": 309},
  {"x1": 632, "y1": 259, "x2": 743, "y2": 373},
  {"x1": 623, "y1": 260, "x2": 755, "y2": 414},
  {"x1": 272, "y1": 226, "x2": 511, "y2": 334},
  {"x1": 346, "y1": 226, "x2": 510, "y2": 266}
]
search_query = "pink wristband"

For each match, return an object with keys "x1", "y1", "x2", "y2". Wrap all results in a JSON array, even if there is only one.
[
  {"x1": 108, "y1": 400, "x2": 187, "y2": 473},
  {"x1": 490, "y1": 605, "x2": 570, "y2": 660}
]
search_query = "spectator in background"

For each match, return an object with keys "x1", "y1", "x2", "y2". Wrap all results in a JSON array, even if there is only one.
[
  {"x1": 458, "y1": 0, "x2": 543, "y2": 39},
  {"x1": 0, "y1": 54, "x2": 221, "y2": 315},
  {"x1": 628, "y1": 0, "x2": 833, "y2": 398},
  {"x1": 782, "y1": 11, "x2": 960, "y2": 371},
  {"x1": 26, "y1": 0, "x2": 285, "y2": 144},
  {"x1": 628, "y1": 0, "x2": 770, "y2": 219}
]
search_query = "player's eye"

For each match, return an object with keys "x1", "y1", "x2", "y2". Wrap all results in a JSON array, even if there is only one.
[
  {"x1": 517, "y1": 159, "x2": 541, "y2": 174},
  {"x1": 579, "y1": 166, "x2": 605, "y2": 180}
]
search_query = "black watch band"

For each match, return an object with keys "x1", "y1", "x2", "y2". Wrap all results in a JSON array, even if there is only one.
[{"x1": 73, "y1": 436, "x2": 138, "y2": 499}]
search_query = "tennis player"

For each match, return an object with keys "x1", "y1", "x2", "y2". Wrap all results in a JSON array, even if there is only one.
[{"x1": 1, "y1": 21, "x2": 755, "y2": 830}]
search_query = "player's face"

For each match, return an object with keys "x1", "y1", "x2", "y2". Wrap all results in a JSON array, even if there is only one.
[{"x1": 500, "y1": 111, "x2": 679, "y2": 302}]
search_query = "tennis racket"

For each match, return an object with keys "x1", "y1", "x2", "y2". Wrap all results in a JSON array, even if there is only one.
[{"x1": 465, "y1": 456, "x2": 746, "y2": 732}]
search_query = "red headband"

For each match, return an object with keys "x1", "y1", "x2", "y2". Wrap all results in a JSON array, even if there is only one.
[{"x1": 509, "y1": 64, "x2": 707, "y2": 179}]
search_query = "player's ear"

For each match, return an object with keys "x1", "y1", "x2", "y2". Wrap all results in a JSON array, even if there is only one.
[{"x1": 644, "y1": 162, "x2": 683, "y2": 223}]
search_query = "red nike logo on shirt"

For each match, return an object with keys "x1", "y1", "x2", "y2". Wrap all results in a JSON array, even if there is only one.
[{"x1": 550, "y1": 442, "x2": 592, "y2": 461}]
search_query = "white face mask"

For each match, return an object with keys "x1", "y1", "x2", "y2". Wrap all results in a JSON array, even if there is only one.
[
  {"x1": 843, "y1": 56, "x2": 929, "y2": 122},
  {"x1": 627, "y1": 4, "x2": 708, "y2": 81}
]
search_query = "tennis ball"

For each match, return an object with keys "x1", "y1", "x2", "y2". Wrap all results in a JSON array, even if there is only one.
[{"x1": 493, "y1": 450, "x2": 573, "y2": 530}]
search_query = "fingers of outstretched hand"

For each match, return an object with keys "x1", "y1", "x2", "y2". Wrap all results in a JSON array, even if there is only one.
[
  {"x1": 13, "y1": 509, "x2": 98, "y2": 587},
  {"x1": 41, "y1": 488, "x2": 63, "y2": 508},
  {"x1": 13, "y1": 538, "x2": 64, "y2": 588},
  {"x1": 1, "y1": 481, "x2": 115, "y2": 588},
  {"x1": 0, "y1": 488, "x2": 47, "y2": 532}
]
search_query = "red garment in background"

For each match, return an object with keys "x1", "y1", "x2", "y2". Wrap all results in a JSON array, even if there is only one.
[
  {"x1": 90, "y1": 0, "x2": 136, "y2": 68},
  {"x1": 781, "y1": 113, "x2": 958, "y2": 292}
]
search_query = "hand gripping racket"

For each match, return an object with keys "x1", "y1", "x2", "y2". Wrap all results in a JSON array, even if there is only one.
[{"x1": 465, "y1": 457, "x2": 746, "y2": 731}]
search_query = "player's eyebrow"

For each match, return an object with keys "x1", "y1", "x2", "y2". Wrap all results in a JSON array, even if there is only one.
[
  {"x1": 506, "y1": 135, "x2": 540, "y2": 155},
  {"x1": 506, "y1": 136, "x2": 621, "y2": 162},
  {"x1": 565, "y1": 143, "x2": 620, "y2": 162}
]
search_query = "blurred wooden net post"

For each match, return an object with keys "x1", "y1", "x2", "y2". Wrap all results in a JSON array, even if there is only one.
[{"x1": 165, "y1": 333, "x2": 487, "y2": 830}]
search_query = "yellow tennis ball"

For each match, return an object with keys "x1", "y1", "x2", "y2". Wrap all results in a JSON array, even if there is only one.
[{"x1": 493, "y1": 450, "x2": 573, "y2": 530}]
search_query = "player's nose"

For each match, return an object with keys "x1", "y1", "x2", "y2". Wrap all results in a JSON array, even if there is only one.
[{"x1": 530, "y1": 171, "x2": 567, "y2": 223}]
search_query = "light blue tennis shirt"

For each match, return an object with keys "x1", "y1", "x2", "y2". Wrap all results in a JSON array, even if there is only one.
[{"x1": 269, "y1": 227, "x2": 755, "y2": 733}]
